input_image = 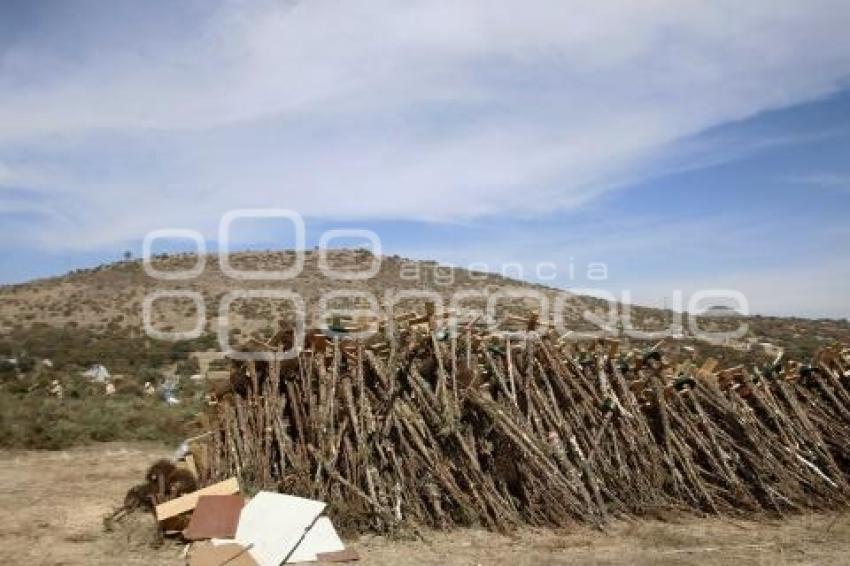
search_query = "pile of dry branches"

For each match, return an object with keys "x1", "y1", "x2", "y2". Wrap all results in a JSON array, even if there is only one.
[{"x1": 195, "y1": 316, "x2": 850, "y2": 533}]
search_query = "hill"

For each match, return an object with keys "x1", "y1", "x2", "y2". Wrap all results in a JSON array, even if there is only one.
[
  {"x1": 0, "y1": 250, "x2": 848, "y2": 373},
  {"x1": 0, "y1": 249, "x2": 588, "y2": 336}
]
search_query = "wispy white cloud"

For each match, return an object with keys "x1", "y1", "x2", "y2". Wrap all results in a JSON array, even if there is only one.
[
  {"x1": 392, "y1": 209, "x2": 850, "y2": 318},
  {"x1": 1, "y1": 1, "x2": 850, "y2": 249}
]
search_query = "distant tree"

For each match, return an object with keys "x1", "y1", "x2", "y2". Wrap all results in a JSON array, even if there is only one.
[{"x1": 123, "y1": 250, "x2": 132, "y2": 261}]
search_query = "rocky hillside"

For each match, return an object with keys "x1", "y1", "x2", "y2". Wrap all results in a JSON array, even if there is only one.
[
  {"x1": 1, "y1": 250, "x2": 848, "y2": 363},
  {"x1": 0, "y1": 250, "x2": 586, "y2": 336}
]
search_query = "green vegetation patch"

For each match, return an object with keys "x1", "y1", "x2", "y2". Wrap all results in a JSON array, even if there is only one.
[{"x1": 0, "y1": 387, "x2": 203, "y2": 450}]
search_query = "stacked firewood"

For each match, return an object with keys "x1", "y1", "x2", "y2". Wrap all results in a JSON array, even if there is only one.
[{"x1": 195, "y1": 315, "x2": 850, "y2": 533}]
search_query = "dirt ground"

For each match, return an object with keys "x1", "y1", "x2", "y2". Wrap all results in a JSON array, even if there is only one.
[{"x1": 2, "y1": 443, "x2": 850, "y2": 565}]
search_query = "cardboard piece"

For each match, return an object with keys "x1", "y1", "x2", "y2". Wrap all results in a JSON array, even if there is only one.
[
  {"x1": 183, "y1": 495, "x2": 245, "y2": 541},
  {"x1": 155, "y1": 478, "x2": 240, "y2": 521},
  {"x1": 286, "y1": 516, "x2": 345, "y2": 563},
  {"x1": 188, "y1": 541, "x2": 257, "y2": 566},
  {"x1": 234, "y1": 492, "x2": 326, "y2": 566},
  {"x1": 316, "y1": 548, "x2": 360, "y2": 563}
]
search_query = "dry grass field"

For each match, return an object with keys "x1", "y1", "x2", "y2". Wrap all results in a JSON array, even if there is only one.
[{"x1": 2, "y1": 442, "x2": 849, "y2": 566}]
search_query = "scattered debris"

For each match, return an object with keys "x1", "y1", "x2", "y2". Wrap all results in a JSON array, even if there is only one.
[
  {"x1": 155, "y1": 478, "x2": 240, "y2": 522},
  {"x1": 316, "y1": 548, "x2": 360, "y2": 563},
  {"x1": 183, "y1": 495, "x2": 244, "y2": 541},
  {"x1": 48, "y1": 379, "x2": 63, "y2": 399},
  {"x1": 233, "y1": 492, "x2": 327, "y2": 565},
  {"x1": 162, "y1": 389, "x2": 181, "y2": 405},
  {"x1": 188, "y1": 541, "x2": 257, "y2": 566},
  {"x1": 288, "y1": 516, "x2": 347, "y2": 563},
  {"x1": 83, "y1": 363, "x2": 110, "y2": 382},
  {"x1": 158, "y1": 375, "x2": 182, "y2": 404},
  {"x1": 115, "y1": 466, "x2": 353, "y2": 564}
]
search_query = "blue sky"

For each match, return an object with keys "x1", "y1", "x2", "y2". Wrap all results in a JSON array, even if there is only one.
[{"x1": 1, "y1": 1, "x2": 849, "y2": 318}]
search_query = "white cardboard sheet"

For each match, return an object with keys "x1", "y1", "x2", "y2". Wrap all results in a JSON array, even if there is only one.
[
  {"x1": 286, "y1": 516, "x2": 346, "y2": 563},
  {"x1": 234, "y1": 492, "x2": 325, "y2": 566}
]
